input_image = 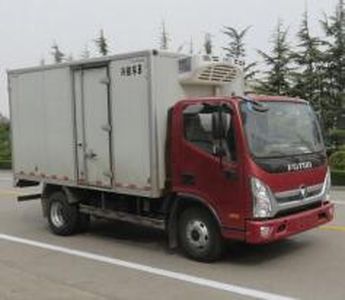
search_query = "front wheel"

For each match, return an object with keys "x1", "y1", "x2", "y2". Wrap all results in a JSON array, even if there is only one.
[
  {"x1": 47, "y1": 191, "x2": 89, "y2": 236},
  {"x1": 178, "y1": 207, "x2": 224, "y2": 262}
]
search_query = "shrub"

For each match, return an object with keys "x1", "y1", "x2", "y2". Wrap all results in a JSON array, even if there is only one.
[
  {"x1": 0, "y1": 124, "x2": 11, "y2": 169},
  {"x1": 337, "y1": 144, "x2": 345, "y2": 151},
  {"x1": 331, "y1": 169, "x2": 345, "y2": 186},
  {"x1": 329, "y1": 151, "x2": 345, "y2": 170},
  {"x1": 0, "y1": 160, "x2": 11, "y2": 169},
  {"x1": 330, "y1": 129, "x2": 345, "y2": 146}
]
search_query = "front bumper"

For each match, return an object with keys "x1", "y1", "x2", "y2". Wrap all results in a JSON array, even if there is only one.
[{"x1": 245, "y1": 202, "x2": 334, "y2": 244}]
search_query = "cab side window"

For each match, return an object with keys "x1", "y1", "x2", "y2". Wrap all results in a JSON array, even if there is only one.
[
  {"x1": 184, "y1": 113, "x2": 214, "y2": 154},
  {"x1": 183, "y1": 104, "x2": 237, "y2": 161}
]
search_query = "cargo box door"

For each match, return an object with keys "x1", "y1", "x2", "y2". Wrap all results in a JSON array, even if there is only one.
[{"x1": 74, "y1": 67, "x2": 112, "y2": 187}]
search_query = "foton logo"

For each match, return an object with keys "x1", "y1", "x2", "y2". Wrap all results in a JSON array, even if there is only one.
[{"x1": 287, "y1": 161, "x2": 313, "y2": 172}]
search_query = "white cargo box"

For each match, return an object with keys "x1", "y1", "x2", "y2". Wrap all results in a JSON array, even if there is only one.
[{"x1": 8, "y1": 50, "x2": 243, "y2": 198}]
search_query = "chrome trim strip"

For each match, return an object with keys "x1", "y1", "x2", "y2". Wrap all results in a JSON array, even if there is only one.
[
  {"x1": 275, "y1": 183, "x2": 323, "y2": 199},
  {"x1": 271, "y1": 182, "x2": 325, "y2": 216}
]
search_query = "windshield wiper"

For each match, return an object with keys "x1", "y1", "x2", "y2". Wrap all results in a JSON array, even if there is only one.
[{"x1": 236, "y1": 96, "x2": 270, "y2": 112}]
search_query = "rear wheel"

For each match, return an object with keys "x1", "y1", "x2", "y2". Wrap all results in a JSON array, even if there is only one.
[
  {"x1": 178, "y1": 207, "x2": 224, "y2": 262},
  {"x1": 47, "y1": 191, "x2": 89, "y2": 236}
]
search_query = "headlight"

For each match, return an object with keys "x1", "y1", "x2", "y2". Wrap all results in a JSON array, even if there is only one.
[
  {"x1": 251, "y1": 177, "x2": 273, "y2": 218},
  {"x1": 323, "y1": 168, "x2": 331, "y2": 202}
]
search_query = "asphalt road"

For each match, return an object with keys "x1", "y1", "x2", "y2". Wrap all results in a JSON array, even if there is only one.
[{"x1": 0, "y1": 171, "x2": 344, "y2": 300}]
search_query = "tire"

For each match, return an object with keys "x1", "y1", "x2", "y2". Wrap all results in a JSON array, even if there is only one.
[
  {"x1": 178, "y1": 207, "x2": 224, "y2": 262},
  {"x1": 47, "y1": 191, "x2": 89, "y2": 236}
]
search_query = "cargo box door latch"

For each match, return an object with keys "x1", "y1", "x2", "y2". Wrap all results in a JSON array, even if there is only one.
[{"x1": 85, "y1": 150, "x2": 97, "y2": 160}]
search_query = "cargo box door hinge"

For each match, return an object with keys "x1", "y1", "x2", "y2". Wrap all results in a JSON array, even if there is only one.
[
  {"x1": 99, "y1": 77, "x2": 110, "y2": 85},
  {"x1": 103, "y1": 171, "x2": 113, "y2": 179},
  {"x1": 101, "y1": 124, "x2": 112, "y2": 132}
]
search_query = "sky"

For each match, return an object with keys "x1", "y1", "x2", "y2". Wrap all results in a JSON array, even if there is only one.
[{"x1": 0, "y1": 0, "x2": 339, "y2": 116}]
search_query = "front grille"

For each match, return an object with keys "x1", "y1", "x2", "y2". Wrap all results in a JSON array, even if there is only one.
[
  {"x1": 275, "y1": 184, "x2": 323, "y2": 204},
  {"x1": 275, "y1": 201, "x2": 322, "y2": 218}
]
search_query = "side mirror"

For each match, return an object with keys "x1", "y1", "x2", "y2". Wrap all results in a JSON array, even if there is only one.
[
  {"x1": 213, "y1": 145, "x2": 226, "y2": 157},
  {"x1": 212, "y1": 112, "x2": 231, "y2": 139}
]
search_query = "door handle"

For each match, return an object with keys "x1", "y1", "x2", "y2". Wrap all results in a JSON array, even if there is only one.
[
  {"x1": 181, "y1": 173, "x2": 195, "y2": 185},
  {"x1": 224, "y1": 169, "x2": 238, "y2": 180}
]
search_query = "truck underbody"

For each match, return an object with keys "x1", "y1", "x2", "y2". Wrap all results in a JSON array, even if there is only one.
[{"x1": 16, "y1": 179, "x2": 334, "y2": 262}]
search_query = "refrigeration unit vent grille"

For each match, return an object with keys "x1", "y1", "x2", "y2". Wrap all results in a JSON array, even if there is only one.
[
  {"x1": 197, "y1": 65, "x2": 238, "y2": 83},
  {"x1": 178, "y1": 55, "x2": 242, "y2": 86}
]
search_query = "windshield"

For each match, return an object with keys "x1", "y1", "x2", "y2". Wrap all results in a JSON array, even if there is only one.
[{"x1": 241, "y1": 101, "x2": 324, "y2": 158}]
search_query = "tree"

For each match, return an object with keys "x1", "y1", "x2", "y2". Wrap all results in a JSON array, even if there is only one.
[
  {"x1": 243, "y1": 62, "x2": 258, "y2": 82},
  {"x1": 222, "y1": 26, "x2": 257, "y2": 82},
  {"x1": 95, "y1": 29, "x2": 109, "y2": 56},
  {"x1": 257, "y1": 21, "x2": 293, "y2": 95},
  {"x1": 290, "y1": 10, "x2": 337, "y2": 131},
  {"x1": 51, "y1": 43, "x2": 65, "y2": 63},
  {"x1": 204, "y1": 33, "x2": 213, "y2": 55},
  {"x1": 159, "y1": 21, "x2": 170, "y2": 50},
  {"x1": 320, "y1": 0, "x2": 345, "y2": 118},
  {"x1": 291, "y1": 10, "x2": 324, "y2": 108},
  {"x1": 66, "y1": 53, "x2": 74, "y2": 62},
  {"x1": 81, "y1": 44, "x2": 91, "y2": 59},
  {"x1": 223, "y1": 26, "x2": 251, "y2": 60}
]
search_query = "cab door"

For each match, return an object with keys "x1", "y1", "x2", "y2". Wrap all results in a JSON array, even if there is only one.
[{"x1": 173, "y1": 102, "x2": 244, "y2": 230}]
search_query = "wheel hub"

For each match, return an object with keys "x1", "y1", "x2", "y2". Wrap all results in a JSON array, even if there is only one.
[
  {"x1": 186, "y1": 220, "x2": 209, "y2": 249},
  {"x1": 50, "y1": 202, "x2": 65, "y2": 228}
]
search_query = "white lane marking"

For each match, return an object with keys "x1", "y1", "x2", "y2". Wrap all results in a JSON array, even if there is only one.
[
  {"x1": 0, "y1": 234, "x2": 295, "y2": 300},
  {"x1": 333, "y1": 200, "x2": 345, "y2": 206}
]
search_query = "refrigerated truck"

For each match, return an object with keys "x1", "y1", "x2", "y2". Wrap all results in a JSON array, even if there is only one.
[{"x1": 8, "y1": 50, "x2": 334, "y2": 261}]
